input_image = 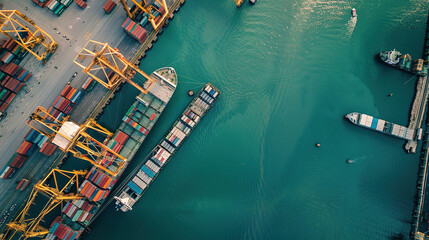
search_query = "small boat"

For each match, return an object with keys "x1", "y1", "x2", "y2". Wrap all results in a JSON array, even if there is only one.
[
  {"x1": 351, "y1": 8, "x2": 357, "y2": 18},
  {"x1": 379, "y1": 49, "x2": 402, "y2": 65},
  {"x1": 346, "y1": 159, "x2": 354, "y2": 164}
]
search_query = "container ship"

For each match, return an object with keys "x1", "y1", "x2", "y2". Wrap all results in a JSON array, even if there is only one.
[
  {"x1": 378, "y1": 49, "x2": 426, "y2": 76},
  {"x1": 345, "y1": 112, "x2": 422, "y2": 141},
  {"x1": 44, "y1": 67, "x2": 177, "y2": 239},
  {"x1": 114, "y1": 83, "x2": 220, "y2": 212}
]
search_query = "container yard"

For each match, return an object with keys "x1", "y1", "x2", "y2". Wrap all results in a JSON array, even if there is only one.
[
  {"x1": 0, "y1": 0, "x2": 188, "y2": 239},
  {"x1": 114, "y1": 83, "x2": 220, "y2": 212}
]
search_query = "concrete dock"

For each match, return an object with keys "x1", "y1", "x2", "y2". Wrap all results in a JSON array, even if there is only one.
[
  {"x1": 0, "y1": 0, "x2": 183, "y2": 234},
  {"x1": 410, "y1": 11, "x2": 429, "y2": 240},
  {"x1": 405, "y1": 75, "x2": 429, "y2": 153}
]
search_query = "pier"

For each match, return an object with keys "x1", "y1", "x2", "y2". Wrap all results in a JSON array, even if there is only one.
[{"x1": 410, "y1": 11, "x2": 429, "y2": 240}]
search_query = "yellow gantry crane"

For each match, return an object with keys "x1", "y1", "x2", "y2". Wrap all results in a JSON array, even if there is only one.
[
  {"x1": 0, "y1": 10, "x2": 57, "y2": 63},
  {"x1": 2, "y1": 169, "x2": 87, "y2": 240},
  {"x1": 73, "y1": 40, "x2": 156, "y2": 94},
  {"x1": 119, "y1": 0, "x2": 169, "y2": 30},
  {"x1": 26, "y1": 106, "x2": 127, "y2": 177}
]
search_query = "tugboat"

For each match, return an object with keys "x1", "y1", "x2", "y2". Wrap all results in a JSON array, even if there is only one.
[
  {"x1": 379, "y1": 49, "x2": 402, "y2": 65},
  {"x1": 378, "y1": 49, "x2": 425, "y2": 75},
  {"x1": 351, "y1": 8, "x2": 357, "y2": 17}
]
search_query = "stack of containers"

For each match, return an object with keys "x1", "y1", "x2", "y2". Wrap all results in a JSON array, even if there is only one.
[
  {"x1": 121, "y1": 18, "x2": 148, "y2": 43},
  {"x1": 151, "y1": 145, "x2": 171, "y2": 166},
  {"x1": 126, "y1": 160, "x2": 161, "y2": 195},
  {"x1": 8, "y1": 153, "x2": 28, "y2": 169},
  {"x1": 35, "y1": 0, "x2": 73, "y2": 16},
  {"x1": 122, "y1": 115, "x2": 149, "y2": 135},
  {"x1": 0, "y1": 39, "x2": 33, "y2": 113},
  {"x1": 166, "y1": 126, "x2": 186, "y2": 147},
  {"x1": 32, "y1": 0, "x2": 50, "y2": 8},
  {"x1": 40, "y1": 142, "x2": 58, "y2": 156},
  {"x1": 100, "y1": 131, "x2": 128, "y2": 167},
  {"x1": 1, "y1": 128, "x2": 51, "y2": 178},
  {"x1": 78, "y1": 180, "x2": 111, "y2": 202},
  {"x1": 48, "y1": 85, "x2": 82, "y2": 119},
  {"x1": 16, "y1": 141, "x2": 36, "y2": 158},
  {"x1": 63, "y1": 199, "x2": 98, "y2": 223},
  {"x1": 103, "y1": 0, "x2": 116, "y2": 13},
  {"x1": 45, "y1": 217, "x2": 82, "y2": 240},
  {"x1": 1, "y1": 38, "x2": 26, "y2": 60},
  {"x1": 85, "y1": 168, "x2": 116, "y2": 189},
  {"x1": 0, "y1": 166, "x2": 15, "y2": 179},
  {"x1": 75, "y1": 0, "x2": 87, "y2": 9}
]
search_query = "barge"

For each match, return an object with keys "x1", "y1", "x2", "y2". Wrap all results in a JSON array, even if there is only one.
[
  {"x1": 114, "y1": 83, "x2": 220, "y2": 212},
  {"x1": 346, "y1": 112, "x2": 423, "y2": 141},
  {"x1": 44, "y1": 67, "x2": 177, "y2": 239}
]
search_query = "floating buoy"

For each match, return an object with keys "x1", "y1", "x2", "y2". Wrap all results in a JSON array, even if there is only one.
[
  {"x1": 188, "y1": 90, "x2": 194, "y2": 96},
  {"x1": 388, "y1": 93, "x2": 393, "y2": 97},
  {"x1": 315, "y1": 143, "x2": 321, "y2": 147}
]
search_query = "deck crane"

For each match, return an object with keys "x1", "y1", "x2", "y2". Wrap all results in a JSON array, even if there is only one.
[
  {"x1": 73, "y1": 40, "x2": 156, "y2": 94},
  {"x1": 26, "y1": 106, "x2": 127, "y2": 177},
  {"x1": 119, "y1": 0, "x2": 169, "y2": 30},
  {"x1": 1, "y1": 169, "x2": 87, "y2": 240},
  {"x1": 0, "y1": 10, "x2": 57, "y2": 63}
]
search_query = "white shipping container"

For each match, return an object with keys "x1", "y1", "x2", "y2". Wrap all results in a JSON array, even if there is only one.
[
  {"x1": 146, "y1": 160, "x2": 160, "y2": 173},
  {"x1": 132, "y1": 176, "x2": 147, "y2": 190},
  {"x1": 376, "y1": 120, "x2": 385, "y2": 131},
  {"x1": 405, "y1": 129, "x2": 414, "y2": 140},
  {"x1": 391, "y1": 124, "x2": 400, "y2": 136},
  {"x1": 80, "y1": 212, "x2": 89, "y2": 222},
  {"x1": 359, "y1": 114, "x2": 367, "y2": 126}
]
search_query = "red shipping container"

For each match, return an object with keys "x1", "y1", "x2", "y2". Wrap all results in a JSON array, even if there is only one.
[
  {"x1": 15, "y1": 83, "x2": 24, "y2": 93},
  {"x1": 5, "y1": 92, "x2": 15, "y2": 104},
  {"x1": 115, "y1": 131, "x2": 129, "y2": 144},
  {"x1": 0, "y1": 102, "x2": 8, "y2": 112},
  {"x1": 3, "y1": 167, "x2": 15, "y2": 179}
]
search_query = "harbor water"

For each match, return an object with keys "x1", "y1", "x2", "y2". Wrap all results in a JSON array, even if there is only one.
[{"x1": 86, "y1": 0, "x2": 429, "y2": 239}]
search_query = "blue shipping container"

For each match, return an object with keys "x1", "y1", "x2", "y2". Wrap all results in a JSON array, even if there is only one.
[
  {"x1": 141, "y1": 165, "x2": 155, "y2": 178},
  {"x1": 128, "y1": 181, "x2": 143, "y2": 194}
]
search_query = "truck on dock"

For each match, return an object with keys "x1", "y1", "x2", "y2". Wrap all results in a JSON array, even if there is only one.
[{"x1": 15, "y1": 179, "x2": 29, "y2": 191}]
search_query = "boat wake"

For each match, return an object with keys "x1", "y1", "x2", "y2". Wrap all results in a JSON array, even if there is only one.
[{"x1": 346, "y1": 16, "x2": 357, "y2": 37}]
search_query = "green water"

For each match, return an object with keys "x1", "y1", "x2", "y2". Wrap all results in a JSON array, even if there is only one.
[{"x1": 87, "y1": 0, "x2": 429, "y2": 239}]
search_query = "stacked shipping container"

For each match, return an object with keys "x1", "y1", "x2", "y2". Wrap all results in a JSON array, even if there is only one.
[
  {"x1": 0, "y1": 85, "x2": 81, "y2": 179},
  {"x1": 48, "y1": 85, "x2": 82, "y2": 121},
  {"x1": 75, "y1": 0, "x2": 87, "y2": 9},
  {"x1": 45, "y1": 217, "x2": 82, "y2": 240},
  {"x1": 103, "y1": 0, "x2": 116, "y2": 13},
  {"x1": 121, "y1": 18, "x2": 148, "y2": 43},
  {"x1": 0, "y1": 39, "x2": 32, "y2": 112},
  {"x1": 32, "y1": 0, "x2": 74, "y2": 16},
  {"x1": 62, "y1": 199, "x2": 98, "y2": 223}
]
